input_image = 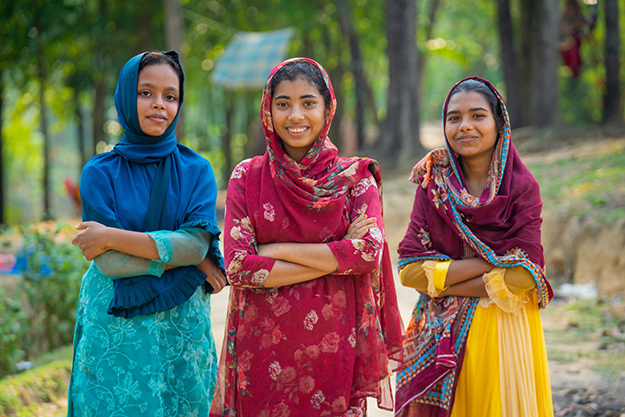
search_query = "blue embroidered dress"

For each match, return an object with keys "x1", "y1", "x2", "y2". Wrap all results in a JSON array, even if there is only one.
[{"x1": 67, "y1": 51, "x2": 224, "y2": 416}]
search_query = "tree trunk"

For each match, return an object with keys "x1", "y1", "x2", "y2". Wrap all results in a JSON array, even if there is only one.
[
  {"x1": 37, "y1": 38, "x2": 52, "y2": 220},
  {"x1": 336, "y1": 0, "x2": 366, "y2": 150},
  {"x1": 519, "y1": 0, "x2": 559, "y2": 128},
  {"x1": 92, "y1": 75, "x2": 105, "y2": 155},
  {"x1": 0, "y1": 71, "x2": 4, "y2": 225},
  {"x1": 75, "y1": 90, "x2": 86, "y2": 169},
  {"x1": 222, "y1": 94, "x2": 234, "y2": 185},
  {"x1": 497, "y1": 0, "x2": 524, "y2": 128},
  {"x1": 603, "y1": 0, "x2": 621, "y2": 124},
  {"x1": 416, "y1": 0, "x2": 442, "y2": 107},
  {"x1": 519, "y1": 0, "x2": 537, "y2": 124},
  {"x1": 319, "y1": 25, "x2": 344, "y2": 147},
  {"x1": 164, "y1": 0, "x2": 185, "y2": 139},
  {"x1": 534, "y1": 0, "x2": 560, "y2": 127},
  {"x1": 383, "y1": 0, "x2": 422, "y2": 161}
]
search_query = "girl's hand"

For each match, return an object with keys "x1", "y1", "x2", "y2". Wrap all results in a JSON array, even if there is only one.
[
  {"x1": 343, "y1": 214, "x2": 376, "y2": 240},
  {"x1": 72, "y1": 221, "x2": 111, "y2": 261},
  {"x1": 196, "y1": 257, "x2": 227, "y2": 294}
]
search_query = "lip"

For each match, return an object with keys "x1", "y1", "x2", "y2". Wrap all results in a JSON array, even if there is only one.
[
  {"x1": 456, "y1": 136, "x2": 478, "y2": 141},
  {"x1": 147, "y1": 114, "x2": 168, "y2": 123}
]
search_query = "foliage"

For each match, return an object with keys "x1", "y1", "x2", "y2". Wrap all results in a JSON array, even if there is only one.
[
  {"x1": 0, "y1": 352, "x2": 71, "y2": 417},
  {"x1": 1, "y1": 0, "x2": 625, "y2": 223},
  {"x1": 15, "y1": 223, "x2": 87, "y2": 358},
  {"x1": 0, "y1": 288, "x2": 26, "y2": 378},
  {"x1": 527, "y1": 139, "x2": 625, "y2": 222}
]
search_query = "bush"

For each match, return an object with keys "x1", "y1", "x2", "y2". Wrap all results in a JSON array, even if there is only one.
[
  {"x1": 0, "y1": 288, "x2": 26, "y2": 378},
  {"x1": 15, "y1": 223, "x2": 88, "y2": 359}
]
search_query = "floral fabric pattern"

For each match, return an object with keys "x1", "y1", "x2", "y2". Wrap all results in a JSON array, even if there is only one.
[{"x1": 67, "y1": 230, "x2": 218, "y2": 416}]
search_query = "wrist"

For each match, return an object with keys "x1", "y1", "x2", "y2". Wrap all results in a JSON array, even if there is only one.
[{"x1": 103, "y1": 227, "x2": 116, "y2": 252}]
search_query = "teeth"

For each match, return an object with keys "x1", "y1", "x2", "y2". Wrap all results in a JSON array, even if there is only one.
[{"x1": 288, "y1": 127, "x2": 307, "y2": 133}]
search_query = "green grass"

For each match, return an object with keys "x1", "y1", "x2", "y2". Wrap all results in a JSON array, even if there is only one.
[
  {"x1": 0, "y1": 345, "x2": 72, "y2": 417},
  {"x1": 543, "y1": 299, "x2": 625, "y2": 378},
  {"x1": 526, "y1": 141, "x2": 625, "y2": 222}
]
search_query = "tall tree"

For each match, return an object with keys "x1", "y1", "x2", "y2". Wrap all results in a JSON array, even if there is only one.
[
  {"x1": 497, "y1": 0, "x2": 524, "y2": 127},
  {"x1": 603, "y1": 0, "x2": 621, "y2": 124},
  {"x1": 383, "y1": 0, "x2": 423, "y2": 161},
  {"x1": 164, "y1": 0, "x2": 185, "y2": 139},
  {"x1": 336, "y1": 0, "x2": 366, "y2": 149},
  {"x1": 513, "y1": 0, "x2": 560, "y2": 128}
]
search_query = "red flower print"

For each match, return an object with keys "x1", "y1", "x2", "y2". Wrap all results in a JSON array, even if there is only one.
[
  {"x1": 332, "y1": 290, "x2": 346, "y2": 309},
  {"x1": 305, "y1": 344, "x2": 321, "y2": 359},
  {"x1": 273, "y1": 296, "x2": 291, "y2": 317},
  {"x1": 348, "y1": 328, "x2": 357, "y2": 348},
  {"x1": 271, "y1": 403, "x2": 290, "y2": 417},
  {"x1": 261, "y1": 332, "x2": 273, "y2": 349},
  {"x1": 320, "y1": 332, "x2": 340, "y2": 353},
  {"x1": 311, "y1": 390, "x2": 326, "y2": 409},
  {"x1": 263, "y1": 202, "x2": 276, "y2": 222},
  {"x1": 278, "y1": 366, "x2": 296, "y2": 384},
  {"x1": 244, "y1": 304, "x2": 258, "y2": 323},
  {"x1": 272, "y1": 327, "x2": 284, "y2": 344},
  {"x1": 303, "y1": 310, "x2": 319, "y2": 330},
  {"x1": 269, "y1": 360, "x2": 282, "y2": 381},
  {"x1": 299, "y1": 375, "x2": 316, "y2": 394},
  {"x1": 332, "y1": 396, "x2": 347, "y2": 413},
  {"x1": 322, "y1": 303, "x2": 334, "y2": 320}
]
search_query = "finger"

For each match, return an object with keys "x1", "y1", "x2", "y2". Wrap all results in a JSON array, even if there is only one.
[{"x1": 75, "y1": 222, "x2": 88, "y2": 230}]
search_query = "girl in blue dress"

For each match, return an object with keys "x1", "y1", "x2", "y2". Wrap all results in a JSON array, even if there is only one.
[{"x1": 67, "y1": 50, "x2": 225, "y2": 416}]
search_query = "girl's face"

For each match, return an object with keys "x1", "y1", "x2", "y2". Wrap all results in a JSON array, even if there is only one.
[
  {"x1": 136, "y1": 63, "x2": 180, "y2": 136},
  {"x1": 271, "y1": 77, "x2": 331, "y2": 162},
  {"x1": 445, "y1": 90, "x2": 500, "y2": 164}
]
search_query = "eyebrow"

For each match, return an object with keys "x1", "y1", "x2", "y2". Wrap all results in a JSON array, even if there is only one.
[
  {"x1": 137, "y1": 82, "x2": 179, "y2": 92},
  {"x1": 274, "y1": 93, "x2": 318, "y2": 100},
  {"x1": 446, "y1": 106, "x2": 489, "y2": 116}
]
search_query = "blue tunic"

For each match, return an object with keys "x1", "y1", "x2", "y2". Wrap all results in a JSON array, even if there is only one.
[{"x1": 67, "y1": 230, "x2": 218, "y2": 416}]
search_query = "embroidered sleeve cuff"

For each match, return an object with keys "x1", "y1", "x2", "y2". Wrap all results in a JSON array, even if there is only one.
[
  {"x1": 422, "y1": 260, "x2": 451, "y2": 297},
  {"x1": 482, "y1": 267, "x2": 529, "y2": 313},
  {"x1": 147, "y1": 231, "x2": 172, "y2": 263}
]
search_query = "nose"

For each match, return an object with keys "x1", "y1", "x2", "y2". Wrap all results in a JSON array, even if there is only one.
[
  {"x1": 459, "y1": 117, "x2": 473, "y2": 131},
  {"x1": 152, "y1": 97, "x2": 165, "y2": 110},
  {"x1": 288, "y1": 104, "x2": 304, "y2": 121}
]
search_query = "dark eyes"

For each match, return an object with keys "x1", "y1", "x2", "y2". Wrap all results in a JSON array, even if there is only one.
[
  {"x1": 138, "y1": 90, "x2": 177, "y2": 101},
  {"x1": 274, "y1": 100, "x2": 317, "y2": 108}
]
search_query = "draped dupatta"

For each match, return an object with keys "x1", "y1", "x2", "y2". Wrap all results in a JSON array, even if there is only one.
[
  {"x1": 80, "y1": 51, "x2": 223, "y2": 318},
  {"x1": 215, "y1": 58, "x2": 404, "y2": 412},
  {"x1": 395, "y1": 77, "x2": 553, "y2": 416}
]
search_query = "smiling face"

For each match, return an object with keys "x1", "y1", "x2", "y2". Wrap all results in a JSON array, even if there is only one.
[
  {"x1": 136, "y1": 63, "x2": 180, "y2": 136},
  {"x1": 271, "y1": 77, "x2": 331, "y2": 162},
  {"x1": 445, "y1": 90, "x2": 500, "y2": 165}
]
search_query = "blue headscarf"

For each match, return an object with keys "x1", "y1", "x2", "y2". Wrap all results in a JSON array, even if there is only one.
[{"x1": 80, "y1": 51, "x2": 224, "y2": 318}]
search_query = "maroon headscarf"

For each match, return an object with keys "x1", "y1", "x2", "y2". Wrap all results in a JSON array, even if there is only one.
[
  {"x1": 395, "y1": 77, "x2": 552, "y2": 416},
  {"x1": 213, "y1": 58, "x2": 404, "y2": 415}
]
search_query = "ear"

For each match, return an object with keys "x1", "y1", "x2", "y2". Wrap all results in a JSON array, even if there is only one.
[{"x1": 325, "y1": 101, "x2": 334, "y2": 120}]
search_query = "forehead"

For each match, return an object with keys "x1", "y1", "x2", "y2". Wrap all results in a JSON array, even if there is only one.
[
  {"x1": 447, "y1": 90, "x2": 491, "y2": 111},
  {"x1": 138, "y1": 63, "x2": 179, "y2": 86},
  {"x1": 272, "y1": 77, "x2": 320, "y2": 98}
]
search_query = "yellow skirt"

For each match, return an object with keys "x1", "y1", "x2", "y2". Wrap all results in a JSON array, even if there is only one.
[{"x1": 451, "y1": 292, "x2": 554, "y2": 417}]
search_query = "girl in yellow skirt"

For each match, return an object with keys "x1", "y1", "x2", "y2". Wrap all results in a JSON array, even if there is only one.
[{"x1": 395, "y1": 77, "x2": 554, "y2": 417}]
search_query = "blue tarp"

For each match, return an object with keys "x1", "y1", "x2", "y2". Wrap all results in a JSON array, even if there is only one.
[{"x1": 212, "y1": 28, "x2": 294, "y2": 89}]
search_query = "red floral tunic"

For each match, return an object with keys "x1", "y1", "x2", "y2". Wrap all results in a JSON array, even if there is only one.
[{"x1": 211, "y1": 160, "x2": 393, "y2": 417}]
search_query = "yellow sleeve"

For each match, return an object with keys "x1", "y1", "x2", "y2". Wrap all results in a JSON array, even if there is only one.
[
  {"x1": 399, "y1": 261, "x2": 428, "y2": 291},
  {"x1": 399, "y1": 260, "x2": 451, "y2": 297},
  {"x1": 482, "y1": 266, "x2": 536, "y2": 313}
]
